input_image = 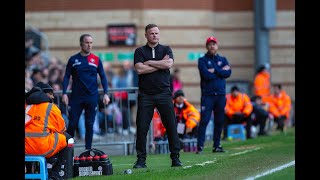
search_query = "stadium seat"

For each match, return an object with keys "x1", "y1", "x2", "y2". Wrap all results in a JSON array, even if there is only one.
[
  {"x1": 227, "y1": 124, "x2": 246, "y2": 141},
  {"x1": 25, "y1": 155, "x2": 48, "y2": 180}
]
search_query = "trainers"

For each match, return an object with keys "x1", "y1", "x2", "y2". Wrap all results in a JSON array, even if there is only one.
[
  {"x1": 133, "y1": 160, "x2": 147, "y2": 168},
  {"x1": 171, "y1": 154, "x2": 182, "y2": 167},
  {"x1": 212, "y1": 146, "x2": 225, "y2": 153}
]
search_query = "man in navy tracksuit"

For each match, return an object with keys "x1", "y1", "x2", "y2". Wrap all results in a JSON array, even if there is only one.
[
  {"x1": 62, "y1": 34, "x2": 110, "y2": 150},
  {"x1": 197, "y1": 36, "x2": 232, "y2": 153}
]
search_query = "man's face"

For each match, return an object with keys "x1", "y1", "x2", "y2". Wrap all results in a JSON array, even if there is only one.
[
  {"x1": 145, "y1": 27, "x2": 160, "y2": 45},
  {"x1": 46, "y1": 92, "x2": 54, "y2": 100},
  {"x1": 206, "y1": 41, "x2": 218, "y2": 55},
  {"x1": 175, "y1": 96, "x2": 184, "y2": 105},
  {"x1": 274, "y1": 86, "x2": 281, "y2": 95},
  {"x1": 255, "y1": 98, "x2": 262, "y2": 105},
  {"x1": 81, "y1": 36, "x2": 93, "y2": 54},
  {"x1": 231, "y1": 90, "x2": 239, "y2": 98}
]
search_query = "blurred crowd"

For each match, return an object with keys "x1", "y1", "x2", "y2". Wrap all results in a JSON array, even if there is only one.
[{"x1": 25, "y1": 35, "x2": 139, "y2": 141}]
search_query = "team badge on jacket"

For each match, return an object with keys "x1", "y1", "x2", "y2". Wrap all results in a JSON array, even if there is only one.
[{"x1": 87, "y1": 54, "x2": 99, "y2": 68}]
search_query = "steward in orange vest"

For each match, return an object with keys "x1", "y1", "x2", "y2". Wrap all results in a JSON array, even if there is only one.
[
  {"x1": 264, "y1": 84, "x2": 291, "y2": 132},
  {"x1": 173, "y1": 90, "x2": 200, "y2": 139},
  {"x1": 224, "y1": 86, "x2": 253, "y2": 139},
  {"x1": 25, "y1": 82, "x2": 71, "y2": 180},
  {"x1": 253, "y1": 65, "x2": 271, "y2": 100}
]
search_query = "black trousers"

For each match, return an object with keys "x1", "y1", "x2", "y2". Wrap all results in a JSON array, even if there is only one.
[
  {"x1": 135, "y1": 90, "x2": 180, "y2": 160},
  {"x1": 274, "y1": 115, "x2": 286, "y2": 131},
  {"x1": 252, "y1": 113, "x2": 268, "y2": 135},
  {"x1": 47, "y1": 132, "x2": 72, "y2": 173},
  {"x1": 67, "y1": 97, "x2": 98, "y2": 150}
]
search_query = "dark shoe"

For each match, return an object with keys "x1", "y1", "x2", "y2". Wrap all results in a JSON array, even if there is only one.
[
  {"x1": 171, "y1": 154, "x2": 182, "y2": 167},
  {"x1": 196, "y1": 146, "x2": 203, "y2": 154},
  {"x1": 212, "y1": 146, "x2": 225, "y2": 153},
  {"x1": 49, "y1": 170, "x2": 63, "y2": 180},
  {"x1": 133, "y1": 160, "x2": 147, "y2": 168},
  {"x1": 258, "y1": 131, "x2": 266, "y2": 136}
]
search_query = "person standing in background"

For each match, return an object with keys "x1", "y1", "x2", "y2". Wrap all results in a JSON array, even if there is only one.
[
  {"x1": 170, "y1": 67, "x2": 183, "y2": 94},
  {"x1": 62, "y1": 34, "x2": 110, "y2": 150},
  {"x1": 253, "y1": 64, "x2": 271, "y2": 101},
  {"x1": 196, "y1": 36, "x2": 232, "y2": 154},
  {"x1": 133, "y1": 24, "x2": 182, "y2": 168}
]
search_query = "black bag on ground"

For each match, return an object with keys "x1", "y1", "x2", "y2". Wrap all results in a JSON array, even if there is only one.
[{"x1": 73, "y1": 148, "x2": 113, "y2": 177}]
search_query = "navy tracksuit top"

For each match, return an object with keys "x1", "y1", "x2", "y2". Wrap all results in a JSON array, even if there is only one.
[
  {"x1": 62, "y1": 52, "x2": 108, "y2": 101},
  {"x1": 198, "y1": 53, "x2": 232, "y2": 96}
]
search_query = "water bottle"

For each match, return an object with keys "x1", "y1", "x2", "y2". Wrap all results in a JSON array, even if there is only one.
[
  {"x1": 86, "y1": 155, "x2": 93, "y2": 162},
  {"x1": 183, "y1": 139, "x2": 189, "y2": 152},
  {"x1": 192, "y1": 138, "x2": 197, "y2": 152},
  {"x1": 73, "y1": 156, "x2": 80, "y2": 177},
  {"x1": 63, "y1": 138, "x2": 74, "y2": 179},
  {"x1": 100, "y1": 154, "x2": 113, "y2": 175},
  {"x1": 79, "y1": 156, "x2": 86, "y2": 162},
  {"x1": 93, "y1": 155, "x2": 100, "y2": 161}
]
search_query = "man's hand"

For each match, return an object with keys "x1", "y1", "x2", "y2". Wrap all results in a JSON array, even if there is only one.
[
  {"x1": 143, "y1": 54, "x2": 173, "y2": 69},
  {"x1": 186, "y1": 127, "x2": 193, "y2": 134},
  {"x1": 162, "y1": 54, "x2": 170, "y2": 60},
  {"x1": 208, "y1": 68, "x2": 215, "y2": 73},
  {"x1": 222, "y1": 65, "x2": 230, "y2": 70},
  {"x1": 62, "y1": 94, "x2": 69, "y2": 105},
  {"x1": 103, "y1": 94, "x2": 110, "y2": 105}
]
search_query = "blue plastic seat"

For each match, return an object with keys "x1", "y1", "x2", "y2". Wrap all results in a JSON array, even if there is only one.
[
  {"x1": 25, "y1": 155, "x2": 48, "y2": 180},
  {"x1": 227, "y1": 124, "x2": 246, "y2": 141}
]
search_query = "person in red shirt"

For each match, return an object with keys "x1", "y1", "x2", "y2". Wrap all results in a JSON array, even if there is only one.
[{"x1": 152, "y1": 108, "x2": 167, "y2": 141}]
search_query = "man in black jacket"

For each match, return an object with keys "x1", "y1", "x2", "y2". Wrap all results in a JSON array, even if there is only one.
[{"x1": 132, "y1": 24, "x2": 182, "y2": 168}]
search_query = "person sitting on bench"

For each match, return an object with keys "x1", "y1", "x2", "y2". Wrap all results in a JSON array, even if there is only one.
[{"x1": 25, "y1": 82, "x2": 72, "y2": 180}]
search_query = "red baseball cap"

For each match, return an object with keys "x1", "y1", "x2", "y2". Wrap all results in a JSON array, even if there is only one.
[{"x1": 206, "y1": 36, "x2": 218, "y2": 45}]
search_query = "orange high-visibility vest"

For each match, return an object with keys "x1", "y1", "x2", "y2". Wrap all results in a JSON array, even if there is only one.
[
  {"x1": 174, "y1": 99, "x2": 200, "y2": 129},
  {"x1": 265, "y1": 90, "x2": 291, "y2": 119},
  {"x1": 225, "y1": 93, "x2": 253, "y2": 118},
  {"x1": 25, "y1": 102, "x2": 67, "y2": 158},
  {"x1": 253, "y1": 71, "x2": 271, "y2": 98}
]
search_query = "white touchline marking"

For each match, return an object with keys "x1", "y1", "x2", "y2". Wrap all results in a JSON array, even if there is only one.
[
  {"x1": 182, "y1": 147, "x2": 262, "y2": 169},
  {"x1": 195, "y1": 160, "x2": 217, "y2": 166},
  {"x1": 183, "y1": 166, "x2": 192, "y2": 169},
  {"x1": 243, "y1": 160, "x2": 295, "y2": 180},
  {"x1": 183, "y1": 159, "x2": 217, "y2": 169},
  {"x1": 230, "y1": 147, "x2": 262, "y2": 156}
]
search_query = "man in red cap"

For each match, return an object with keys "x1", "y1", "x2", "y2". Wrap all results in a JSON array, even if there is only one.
[{"x1": 196, "y1": 36, "x2": 232, "y2": 153}]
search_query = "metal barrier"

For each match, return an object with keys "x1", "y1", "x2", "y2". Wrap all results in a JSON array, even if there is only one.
[{"x1": 54, "y1": 87, "x2": 139, "y2": 156}]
